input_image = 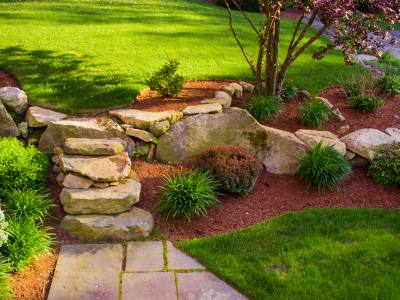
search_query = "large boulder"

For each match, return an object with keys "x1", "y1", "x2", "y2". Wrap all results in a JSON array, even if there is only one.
[
  {"x1": 340, "y1": 128, "x2": 395, "y2": 160},
  {"x1": 156, "y1": 108, "x2": 308, "y2": 174},
  {"x1": 0, "y1": 87, "x2": 28, "y2": 114},
  {"x1": 63, "y1": 138, "x2": 126, "y2": 156},
  {"x1": 26, "y1": 106, "x2": 67, "y2": 128},
  {"x1": 60, "y1": 178, "x2": 141, "y2": 214},
  {"x1": 38, "y1": 117, "x2": 133, "y2": 154},
  {"x1": 295, "y1": 129, "x2": 346, "y2": 155},
  {"x1": 0, "y1": 102, "x2": 19, "y2": 137},
  {"x1": 59, "y1": 152, "x2": 131, "y2": 182},
  {"x1": 61, "y1": 207, "x2": 154, "y2": 241}
]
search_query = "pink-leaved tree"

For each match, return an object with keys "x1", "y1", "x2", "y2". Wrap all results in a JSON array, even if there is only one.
[{"x1": 224, "y1": 0, "x2": 400, "y2": 95}]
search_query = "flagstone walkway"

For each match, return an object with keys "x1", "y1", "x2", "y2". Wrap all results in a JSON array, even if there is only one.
[{"x1": 47, "y1": 241, "x2": 248, "y2": 300}]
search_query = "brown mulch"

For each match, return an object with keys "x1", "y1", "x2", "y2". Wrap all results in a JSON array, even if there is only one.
[
  {"x1": 264, "y1": 87, "x2": 400, "y2": 136},
  {"x1": 0, "y1": 70, "x2": 19, "y2": 88}
]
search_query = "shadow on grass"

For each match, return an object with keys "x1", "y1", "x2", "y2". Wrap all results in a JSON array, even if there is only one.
[{"x1": 0, "y1": 46, "x2": 138, "y2": 113}]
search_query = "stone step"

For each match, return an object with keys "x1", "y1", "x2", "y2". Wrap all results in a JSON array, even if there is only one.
[
  {"x1": 61, "y1": 207, "x2": 154, "y2": 242},
  {"x1": 182, "y1": 103, "x2": 223, "y2": 115},
  {"x1": 60, "y1": 178, "x2": 141, "y2": 215},
  {"x1": 26, "y1": 106, "x2": 67, "y2": 128},
  {"x1": 59, "y1": 152, "x2": 131, "y2": 182},
  {"x1": 63, "y1": 138, "x2": 126, "y2": 156}
]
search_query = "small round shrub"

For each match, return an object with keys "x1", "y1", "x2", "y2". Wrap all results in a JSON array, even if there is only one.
[
  {"x1": 368, "y1": 142, "x2": 400, "y2": 187},
  {"x1": 348, "y1": 95, "x2": 384, "y2": 112},
  {"x1": 378, "y1": 75, "x2": 400, "y2": 96},
  {"x1": 281, "y1": 81, "x2": 299, "y2": 101},
  {"x1": 157, "y1": 170, "x2": 219, "y2": 222},
  {"x1": 244, "y1": 94, "x2": 282, "y2": 122},
  {"x1": 145, "y1": 59, "x2": 184, "y2": 97},
  {"x1": 1, "y1": 218, "x2": 54, "y2": 272},
  {"x1": 298, "y1": 98, "x2": 331, "y2": 127},
  {"x1": 3, "y1": 189, "x2": 54, "y2": 223},
  {"x1": 297, "y1": 143, "x2": 352, "y2": 191},
  {"x1": 0, "y1": 138, "x2": 49, "y2": 197},
  {"x1": 198, "y1": 146, "x2": 261, "y2": 196}
]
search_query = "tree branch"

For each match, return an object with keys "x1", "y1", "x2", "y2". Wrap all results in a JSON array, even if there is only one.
[{"x1": 231, "y1": 0, "x2": 259, "y2": 35}]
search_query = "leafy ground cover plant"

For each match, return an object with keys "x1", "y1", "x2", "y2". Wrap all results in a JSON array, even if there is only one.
[
  {"x1": 157, "y1": 170, "x2": 219, "y2": 222},
  {"x1": 198, "y1": 146, "x2": 261, "y2": 196},
  {"x1": 145, "y1": 59, "x2": 184, "y2": 97},
  {"x1": 3, "y1": 189, "x2": 54, "y2": 223},
  {"x1": 1, "y1": 218, "x2": 54, "y2": 272},
  {"x1": 368, "y1": 142, "x2": 400, "y2": 187},
  {"x1": 348, "y1": 95, "x2": 384, "y2": 112},
  {"x1": 0, "y1": 138, "x2": 48, "y2": 197},
  {"x1": 297, "y1": 143, "x2": 351, "y2": 191},
  {"x1": 378, "y1": 75, "x2": 400, "y2": 96},
  {"x1": 298, "y1": 98, "x2": 331, "y2": 127},
  {"x1": 281, "y1": 81, "x2": 299, "y2": 101},
  {"x1": 244, "y1": 94, "x2": 282, "y2": 122}
]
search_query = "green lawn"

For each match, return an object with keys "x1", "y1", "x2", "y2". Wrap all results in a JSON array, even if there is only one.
[
  {"x1": 178, "y1": 208, "x2": 400, "y2": 300},
  {"x1": 0, "y1": 0, "x2": 360, "y2": 112}
]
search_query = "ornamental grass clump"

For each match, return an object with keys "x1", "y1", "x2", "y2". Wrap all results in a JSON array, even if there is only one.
[
  {"x1": 0, "y1": 259, "x2": 12, "y2": 299},
  {"x1": 368, "y1": 142, "x2": 400, "y2": 187},
  {"x1": 298, "y1": 98, "x2": 331, "y2": 127},
  {"x1": 244, "y1": 94, "x2": 282, "y2": 122},
  {"x1": 378, "y1": 75, "x2": 400, "y2": 96},
  {"x1": 199, "y1": 146, "x2": 261, "y2": 196},
  {"x1": 0, "y1": 138, "x2": 49, "y2": 197},
  {"x1": 347, "y1": 95, "x2": 384, "y2": 112},
  {"x1": 157, "y1": 170, "x2": 219, "y2": 222},
  {"x1": 297, "y1": 143, "x2": 352, "y2": 191}
]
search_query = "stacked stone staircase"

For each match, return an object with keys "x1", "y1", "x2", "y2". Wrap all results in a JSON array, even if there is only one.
[{"x1": 53, "y1": 137, "x2": 153, "y2": 242}]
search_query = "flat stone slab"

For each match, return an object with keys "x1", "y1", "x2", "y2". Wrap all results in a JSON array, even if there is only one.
[
  {"x1": 26, "y1": 106, "x2": 67, "y2": 128},
  {"x1": 295, "y1": 129, "x2": 346, "y2": 155},
  {"x1": 109, "y1": 109, "x2": 172, "y2": 129},
  {"x1": 177, "y1": 272, "x2": 248, "y2": 300},
  {"x1": 62, "y1": 173, "x2": 94, "y2": 189},
  {"x1": 201, "y1": 97, "x2": 231, "y2": 109},
  {"x1": 182, "y1": 103, "x2": 223, "y2": 115},
  {"x1": 122, "y1": 272, "x2": 177, "y2": 300},
  {"x1": 125, "y1": 128, "x2": 156, "y2": 142},
  {"x1": 61, "y1": 207, "x2": 154, "y2": 242},
  {"x1": 385, "y1": 128, "x2": 400, "y2": 142},
  {"x1": 60, "y1": 152, "x2": 131, "y2": 182},
  {"x1": 63, "y1": 138, "x2": 125, "y2": 155},
  {"x1": 60, "y1": 178, "x2": 141, "y2": 214},
  {"x1": 47, "y1": 243, "x2": 122, "y2": 300},
  {"x1": 126, "y1": 241, "x2": 164, "y2": 272},
  {"x1": 167, "y1": 241, "x2": 205, "y2": 270}
]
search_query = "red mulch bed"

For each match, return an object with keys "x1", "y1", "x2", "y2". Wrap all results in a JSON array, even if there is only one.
[{"x1": 0, "y1": 70, "x2": 19, "y2": 88}]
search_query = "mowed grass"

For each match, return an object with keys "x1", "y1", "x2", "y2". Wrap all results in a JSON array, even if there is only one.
[
  {"x1": 0, "y1": 0, "x2": 361, "y2": 112},
  {"x1": 178, "y1": 208, "x2": 400, "y2": 300}
]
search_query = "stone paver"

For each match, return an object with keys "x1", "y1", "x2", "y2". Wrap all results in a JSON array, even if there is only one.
[
  {"x1": 178, "y1": 272, "x2": 248, "y2": 300},
  {"x1": 47, "y1": 244, "x2": 123, "y2": 300},
  {"x1": 122, "y1": 272, "x2": 177, "y2": 300},
  {"x1": 49, "y1": 241, "x2": 247, "y2": 300},
  {"x1": 126, "y1": 241, "x2": 164, "y2": 272},
  {"x1": 167, "y1": 241, "x2": 205, "y2": 270}
]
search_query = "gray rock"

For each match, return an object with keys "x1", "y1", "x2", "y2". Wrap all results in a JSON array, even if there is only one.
[
  {"x1": 223, "y1": 85, "x2": 235, "y2": 96},
  {"x1": 62, "y1": 173, "x2": 94, "y2": 190},
  {"x1": 149, "y1": 120, "x2": 170, "y2": 137},
  {"x1": 26, "y1": 106, "x2": 67, "y2": 128},
  {"x1": 295, "y1": 129, "x2": 346, "y2": 155},
  {"x1": 18, "y1": 122, "x2": 28, "y2": 139},
  {"x1": 0, "y1": 102, "x2": 19, "y2": 137},
  {"x1": 59, "y1": 152, "x2": 131, "y2": 182},
  {"x1": 109, "y1": 109, "x2": 179, "y2": 129},
  {"x1": 156, "y1": 108, "x2": 308, "y2": 174},
  {"x1": 126, "y1": 128, "x2": 156, "y2": 142},
  {"x1": 60, "y1": 178, "x2": 141, "y2": 214},
  {"x1": 201, "y1": 97, "x2": 232, "y2": 109},
  {"x1": 0, "y1": 87, "x2": 28, "y2": 114},
  {"x1": 239, "y1": 81, "x2": 255, "y2": 93},
  {"x1": 385, "y1": 128, "x2": 400, "y2": 142},
  {"x1": 182, "y1": 103, "x2": 223, "y2": 115},
  {"x1": 215, "y1": 91, "x2": 232, "y2": 107},
  {"x1": 315, "y1": 96, "x2": 345, "y2": 121},
  {"x1": 61, "y1": 207, "x2": 154, "y2": 241},
  {"x1": 63, "y1": 138, "x2": 126, "y2": 156},
  {"x1": 229, "y1": 83, "x2": 243, "y2": 98},
  {"x1": 39, "y1": 117, "x2": 133, "y2": 154}
]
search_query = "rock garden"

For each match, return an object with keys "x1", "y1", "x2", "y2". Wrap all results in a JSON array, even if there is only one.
[{"x1": 0, "y1": 0, "x2": 399, "y2": 299}]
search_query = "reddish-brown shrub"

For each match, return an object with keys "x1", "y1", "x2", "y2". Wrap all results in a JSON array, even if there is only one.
[{"x1": 198, "y1": 146, "x2": 261, "y2": 196}]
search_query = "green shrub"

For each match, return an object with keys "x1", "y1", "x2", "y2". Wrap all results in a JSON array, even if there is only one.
[
  {"x1": 378, "y1": 75, "x2": 400, "y2": 96},
  {"x1": 298, "y1": 98, "x2": 331, "y2": 127},
  {"x1": 297, "y1": 143, "x2": 352, "y2": 191},
  {"x1": 348, "y1": 95, "x2": 384, "y2": 112},
  {"x1": 157, "y1": 170, "x2": 219, "y2": 222},
  {"x1": 0, "y1": 259, "x2": 13, "y2": 300},
  {"x1": 145, "y1": 59, "x2": 184, "y2": 97},
  {"x1": 377, "y1": 52, "x2": 400, "y2": 76},
  {"x1": 368, "y1": 142, "x2": 400, "y2": 187},
  {"x1": 0, "y1": 138, "x2": 49, "y2": 197},
  {"x1": 198, "y1": 146, "x2": 261, "y2": 196},
  {"x1": 1, "y1": 218, "x2": 54, "y2": 272},
  {"x1": 281, "y1": 81, "x2": 299, "y2": 101},
  {"x1": 215, "y1": 0, "x2": 260, "y2": 12},
  {"x1": 0, "y1": 209, "x2": 7, "y2": 249},
  {"x1": 3, "y1": 189, "x2": 54, "y2": 223},
  {"x1": 345, "y1": 82, "x2": 362, "y2": 97},
  {"x1": 244, "y1": 94, "x2": 282, "y2": 122}
]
